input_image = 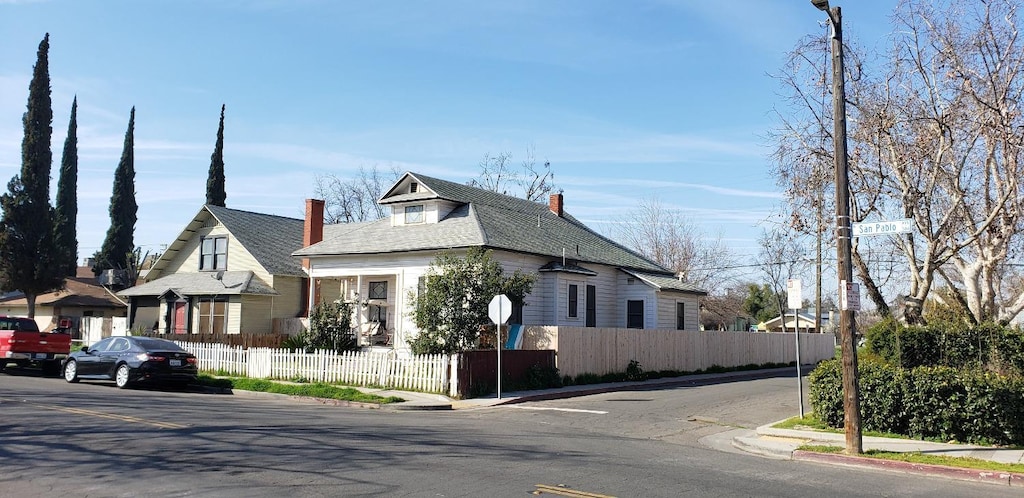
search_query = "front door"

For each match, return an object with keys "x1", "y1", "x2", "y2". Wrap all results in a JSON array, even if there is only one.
[{"x1": 171, "y1": 301, "x2": 187, "y2": 334}]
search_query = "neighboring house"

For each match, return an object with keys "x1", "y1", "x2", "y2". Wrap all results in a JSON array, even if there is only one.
[
  {"x1": 758, "y1": 312, "x2": 831, "y2": 333},
  {"x1": 293, "y1": 172, "x2": 707, "y2": 352},
  {"x1": 118, "y1": 205, "x2": 310, "y2": 335},
  {"x1": 0, "y1": 266, "x2": 127, "y2": 335}
]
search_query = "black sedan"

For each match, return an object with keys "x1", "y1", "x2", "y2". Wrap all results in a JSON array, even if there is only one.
[{"x1": 62, "y1": 336, "x2": 198, "y2": 389}]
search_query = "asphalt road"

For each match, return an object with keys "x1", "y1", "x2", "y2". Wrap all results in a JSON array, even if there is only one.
[{"x1": 0, "y1": 369, "x2": 1017, "y2": 497}]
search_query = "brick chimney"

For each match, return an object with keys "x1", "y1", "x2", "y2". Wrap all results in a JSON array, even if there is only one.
[
  {"x1": 303, "y1": 199, "x2": 325, "y2": 268},
  {"x1": 549, "y1": 192, "x2": 564, "y2": 217}
]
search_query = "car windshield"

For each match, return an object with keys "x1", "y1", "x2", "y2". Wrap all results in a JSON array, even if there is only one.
[{"x1": 132, "y1": 338, "x2": 186, "y2": 352}]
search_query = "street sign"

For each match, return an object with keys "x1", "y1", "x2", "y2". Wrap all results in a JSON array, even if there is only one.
[
  {"x1": 786, "y1": 279, "x2": 802, "y2": 310},
  {"x1": 841, "y1": 280, "x2": 861, "y2": 311},
  {"x1": 488, "y1": 294, "x2": 512, "y2": 325},
  {"x1": 852, "y1": 218, "x2": 913, "y2": 237}
]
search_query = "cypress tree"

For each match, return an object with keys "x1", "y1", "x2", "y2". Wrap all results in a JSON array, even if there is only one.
[
  {"x1": 206, "y1": 104, "x2": 226, "y2": 206},
  {"x1": 0, "y1": 33, "x2": 63, "y2": 317},
  {"x1": 94, "y1": 107, "x2": 137, "y2": 279},
  {"x1": 54, "y1": 96, "x2": 79, "y2": 277}
]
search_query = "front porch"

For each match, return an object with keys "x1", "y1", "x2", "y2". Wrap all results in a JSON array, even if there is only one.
[{"x1": 311, "y1": 273, "x2": 411, "y2": 350}]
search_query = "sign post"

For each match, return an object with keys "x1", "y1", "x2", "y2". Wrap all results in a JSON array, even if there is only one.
[
  {"x1": 488, "y1": 294, "x2": 512, "y2": 399},
  {"x1": 787, "y1": 279, "x2": 805, "y2": 418}
]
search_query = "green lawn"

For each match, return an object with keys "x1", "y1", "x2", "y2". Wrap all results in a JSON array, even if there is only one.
[{"x1": 197, "y1": 375, "x2": 405, "y2": 404}]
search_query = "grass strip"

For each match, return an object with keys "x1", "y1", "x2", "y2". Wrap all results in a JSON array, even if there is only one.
[
  {"x1": 198, "y1": 375, "x2": 404, "y2": 404},
  {"x1": 798, "y1": 444, "x2": 1024, "y2": 474}
]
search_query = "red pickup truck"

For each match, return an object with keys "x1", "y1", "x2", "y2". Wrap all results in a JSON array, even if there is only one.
[{"x1": 0, "y1": 316, "x2": 72, "y2": 375}]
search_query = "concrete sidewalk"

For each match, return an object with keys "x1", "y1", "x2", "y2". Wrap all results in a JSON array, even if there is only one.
[{"x1": 733, "y1": 423, "x2": 1024, "y2": 487}]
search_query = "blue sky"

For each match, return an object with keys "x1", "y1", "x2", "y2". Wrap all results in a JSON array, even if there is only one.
[{"x1": 0, "y1": 0, "x2": 898, "y2": 271}]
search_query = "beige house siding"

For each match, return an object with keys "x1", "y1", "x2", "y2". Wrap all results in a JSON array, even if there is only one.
[
  {"x1": 240, "y1": 294, "x2": 273, "y2": 334},
  {"x1": 153, "y1": 220, "x2": 268, "y2": 281},
  {"x1": 272, "y1": 275, "x2": 307, "y2": 319}
]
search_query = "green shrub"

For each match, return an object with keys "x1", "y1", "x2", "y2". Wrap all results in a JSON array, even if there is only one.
[
  {"x1": 808, "y1": 359, "x2": 844, "y2": 428},
  {"x1": 810, "y1": 360, "x2": 1024, "y2": 446},
  {"x1": 625, "y1": 359, "x2": 645, "y2": 381}
]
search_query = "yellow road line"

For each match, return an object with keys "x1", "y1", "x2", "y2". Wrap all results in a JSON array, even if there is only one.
[
  {"x1": 534, "y1": 484, "x2": 616, "y2": 498},
  {"x1": 3, "y1": 397, "x2": 187, "y2": 429}
]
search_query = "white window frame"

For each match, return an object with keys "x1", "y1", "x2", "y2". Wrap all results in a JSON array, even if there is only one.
[
  {"x1": 200, "y1": 236, "x2": 228, "y2": 270},
  {"x1": 404, "y1": 205, "x2": 424, "y2": 224}
]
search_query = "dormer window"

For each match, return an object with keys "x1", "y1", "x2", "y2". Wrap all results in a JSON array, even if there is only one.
[{"x1": 404, "y1": 205, "x2": 424, "y2": 224}]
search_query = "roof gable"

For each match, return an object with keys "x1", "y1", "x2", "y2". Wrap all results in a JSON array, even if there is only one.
[{"x1": 148, "y1": 205, "x2": 306, "y2": 278}]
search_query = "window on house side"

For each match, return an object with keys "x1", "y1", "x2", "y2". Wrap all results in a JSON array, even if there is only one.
[
  {"x1": 568, "y1": 283, "x2": 578, "y2": 318},
  {"x1": 405, "y1": 205, "x2": 424, "y2": 224},
  {"x1": 200, "y1": 236, "x2": 227, "y2": 270},
  {"x1": 197, "y1": 298, "x2": 227, "y2": 334},
  {"x1": 369, "y1": 281, "x2": 388, "y2": 300},
  {"x1": 627, "y1": 300, "x2": 644, "y2": 329},
  {"x1": 676, "y1": 302, "x2": 686, "y2": 330}
]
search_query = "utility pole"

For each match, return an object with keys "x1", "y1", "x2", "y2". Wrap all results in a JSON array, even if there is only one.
[{"x1": 812, "y1": 0, "x2": 862, "y2": 454}]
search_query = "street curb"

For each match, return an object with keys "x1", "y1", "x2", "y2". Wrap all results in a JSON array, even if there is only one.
[
  {"x1": 793, "y1": 450, "x2": 1024, "y2": 487},
  {"x1": 493, "y1": 366, "x2": 802, "y2": 405},
  {"x1": 731, "y1": 435, "x2": 797, "y2": 460}
]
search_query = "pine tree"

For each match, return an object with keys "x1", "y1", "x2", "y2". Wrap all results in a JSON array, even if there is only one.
[
  {"x1": 54, "y1": 96, "x2": 79, "y2": 277},
  {"x1": 94, "y1": 107, "x2": 138, "y2": 280},
  {"x1": 0, "y1": 33, "x2": 64, "y2": 317},
  {"x1": 206, "y1": 104, "x2": 226, "y2": 206}
]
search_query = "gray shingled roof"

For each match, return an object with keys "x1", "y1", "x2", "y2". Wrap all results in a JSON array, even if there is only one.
[
  {"x1": 204, "y1": 205, "x2": 307, "y2": 276},
  {"x1": 119, "y1": 271, "x2": 278, "y2": 297},
  {"x1": 620, "y1": 269, "x2": 707, "y2": 295},
  {"x1": 296, "y1": 172, "x2": 674, "y2": 275}
]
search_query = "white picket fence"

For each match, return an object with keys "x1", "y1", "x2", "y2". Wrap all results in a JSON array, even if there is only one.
[{"x1": 176, "y1": 341, "x2": 451, "y2": 394}]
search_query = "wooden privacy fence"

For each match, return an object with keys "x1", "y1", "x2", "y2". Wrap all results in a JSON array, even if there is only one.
[
  {"x1": 520, "y1": 326, "x2": 836, "y2": 378},
  {"x1": 177, "y1": 341, "x2": 451, "y2": 394}
]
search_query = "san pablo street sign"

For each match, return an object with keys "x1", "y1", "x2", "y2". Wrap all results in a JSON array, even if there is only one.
[{"x1": 852, "y1": 218, "x2": 913, "y2": 237}]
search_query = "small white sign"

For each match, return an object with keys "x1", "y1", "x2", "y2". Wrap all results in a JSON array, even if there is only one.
[
  {"x1": 488, "y1": 294, "x2": 512, "y2": 325},
  {"x1": 787, "y1": 279, "x2": 802, "y2": 310},
  {"x1": 841, "y1": 280, "x2": 861, "y2": 311},
  {"x1": 852, "y1": 218, "x2": 913, "y2": 237}
]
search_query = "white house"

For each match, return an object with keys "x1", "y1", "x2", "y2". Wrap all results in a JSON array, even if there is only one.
[{"x1": 293, "y1": 172, "x2": 707, "y2": 353}]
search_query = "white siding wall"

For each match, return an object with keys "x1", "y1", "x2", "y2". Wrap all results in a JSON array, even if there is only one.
[
  {"x1": 308, "y1": 249, "x2": 702, "y2": 341},
  {"x1": 656, "y1": 294, "x2": 701, "y2": 330},
  {"x1": 617, "y1": 272, "x2": 656, "y2": 329}
]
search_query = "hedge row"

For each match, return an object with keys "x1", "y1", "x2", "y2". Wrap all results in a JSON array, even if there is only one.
[
  {"x1": 865, "y1": 319, "x2": 1024, "y2": 375},
  {"x1": 809, "y1": 358, "x2": 1024, "y2": 446}
]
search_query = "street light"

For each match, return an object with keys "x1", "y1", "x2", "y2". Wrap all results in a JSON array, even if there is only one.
[{"x1": 811, "y1": 0, "x2": 862, "y2": 455}]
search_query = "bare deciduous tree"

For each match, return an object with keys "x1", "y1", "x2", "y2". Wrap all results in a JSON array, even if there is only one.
[
  {"x1": 313, "y1": 165, "x2": 401, "y2": 224},
  {"x1": 773, "y1": 0, "x2": 1024, "y2": 325},
  {"x1": 469, "y1": 146, "x2": 555, "y2": 201},
  {"x1": 612, "y1": 197, "x2": 736, "y2": 296},
  {"x1": 756, "y1": 228, "x2": 810, "y2": 332}
]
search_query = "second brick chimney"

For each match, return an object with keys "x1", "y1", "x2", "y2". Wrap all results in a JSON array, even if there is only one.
[
  {"x1": 303, "y1": 199, "x2": 325, "y2": 268},
  {"x1": 549, "y1": 192, "x2": 564, "y2": 217}
]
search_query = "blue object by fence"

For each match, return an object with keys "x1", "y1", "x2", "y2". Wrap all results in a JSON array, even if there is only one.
[{"x1": 505, "y1": 324, "x2": 524, "y2": 350}]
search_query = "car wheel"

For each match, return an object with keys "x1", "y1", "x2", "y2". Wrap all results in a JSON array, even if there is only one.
[
  {"x1": 63, "y1": 360, "x2": 79, "y2": 383},
  {"x1": 114, "y1": 364, "x2": 132, "y2": 389}
]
